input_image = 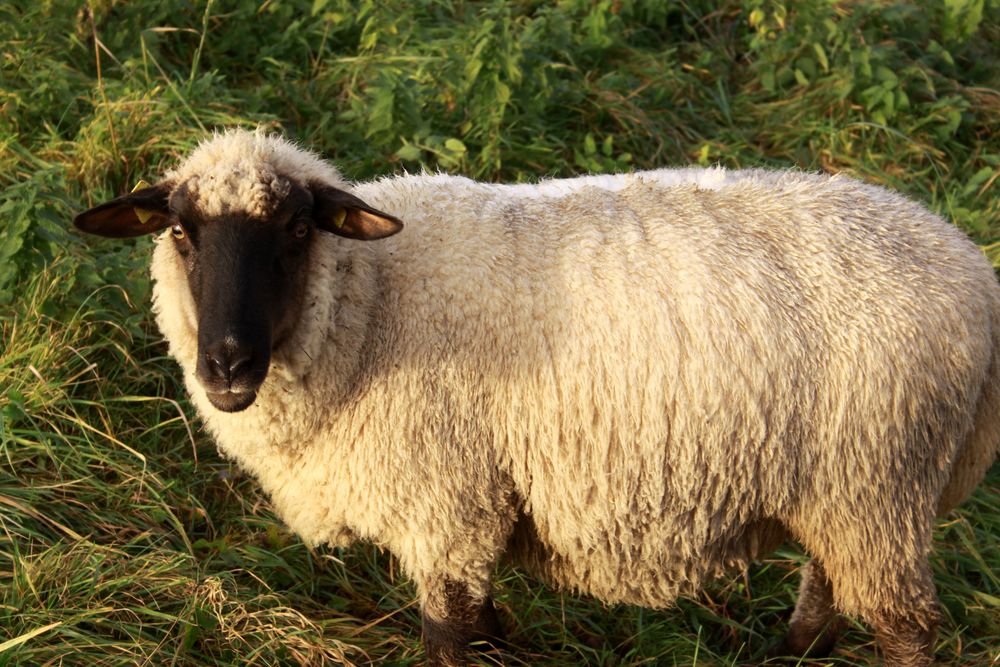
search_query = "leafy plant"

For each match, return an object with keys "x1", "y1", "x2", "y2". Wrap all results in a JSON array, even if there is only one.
[{"x1": 1, "y1": 0, "x2": 997, "y2": 664}]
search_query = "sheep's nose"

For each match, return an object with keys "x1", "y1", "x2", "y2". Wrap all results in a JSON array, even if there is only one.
[{"x1": 204, "y1": 339, "x2": 253, "y2": 386}]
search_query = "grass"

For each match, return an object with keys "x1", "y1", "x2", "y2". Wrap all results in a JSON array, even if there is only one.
[{"x1": 1, "y1": 0, "x2": 999, "y2": 664}]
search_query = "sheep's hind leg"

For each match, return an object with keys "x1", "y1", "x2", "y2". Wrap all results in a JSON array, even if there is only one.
[
  {"x1": 848, "y1": 553, "x2": 939, "y2": 667},
  {"x1": 422, "y1": 577, "x2": 505, "y2": 667},
  {"x1": 833, "y1": 551, "x2": 940, "y2": 667},
  {"x1": 770, "y1": 558, "x2": 845, "y2": 659},
  {"x1": 472, "y1": 595, "x2": 506, "y2": 648},
  {"x1": 866, "y1": 574, "x2": 940, "y2": 667},
  {"x1": 869, "y1": 611, "x2": 938, "y2": 667}
]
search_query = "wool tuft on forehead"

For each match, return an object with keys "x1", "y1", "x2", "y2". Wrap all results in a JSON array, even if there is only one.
[{"x1": 164, "y1": 128, "x2": 350, "y2": 219}]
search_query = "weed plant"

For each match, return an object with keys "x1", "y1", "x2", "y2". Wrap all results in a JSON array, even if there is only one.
[{"x1": 1, "y1": 1, "x2": 998, "y2": 664}]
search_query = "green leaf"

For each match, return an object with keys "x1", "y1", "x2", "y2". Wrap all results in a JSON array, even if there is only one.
[
  {"x1": 812, "y1": 42, "x2": 828, "y2": 72},
  {"x1": 963, "y1": 167, "x2": 994, "y2": 196},
  {"x1": 974, "y1": 590, "x2": 1000, "y2": 608},
  {"x1": 444, "y1": 138, "x2": 467, "y2": 153},
  {"x1": 359, "y1": 17, "x2": 379, "y2": 50},
  {"x1": 875, "y1": 65, "x2": 898, "y2": 87},
  {"x1": 797, "y1": 56, "x2": 816, "y2": 80},
  {"x1": 494, "y1": 79, "x2": 511, "y2": 105},
  {"x1": 881, "y1": 87, "x2": 894, "y2": 118},
  {"x1": 464, "y1": 58, "x2": 483, "y2": 86},
  {"x1": 697, "y1": 143, "x2": 711, "y2": 165},
  {"x1": 396, "y1": 144, "x2": 422, "y2": 161},
  {"x1": 928, "y1": 39, "x2": 956, "y2": 66},
  {"x1": 946, "y1": 108, "x2": 963, "y2": 135},
  {"x1": 823, "y1": 18, "x2": 838, "y2": 41},
  {"x1": 860, "y1": 84, "x2": 883, "y2": 110}
]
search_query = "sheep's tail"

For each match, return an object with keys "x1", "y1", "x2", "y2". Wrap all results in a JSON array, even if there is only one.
[{"x1": 937, "y1": 286, "x2": 1000, "y2": 516}]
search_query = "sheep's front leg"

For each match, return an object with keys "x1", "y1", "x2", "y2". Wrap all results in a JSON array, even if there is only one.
[
  {"x1": 421, "y1": 576, "x2": 505, "y2": 666},
  {"x1": 771, "y1": 559, "x2": 845, "y2": 658}
]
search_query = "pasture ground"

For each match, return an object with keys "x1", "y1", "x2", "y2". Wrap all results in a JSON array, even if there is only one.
[{"x1": 1, "y1": 1, "x2": 998, "y2": 664}]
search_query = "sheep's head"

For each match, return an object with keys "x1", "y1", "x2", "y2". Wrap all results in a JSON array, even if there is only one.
[{"x1": 74, "y1": 175, "x2": 402, "y2": 413}]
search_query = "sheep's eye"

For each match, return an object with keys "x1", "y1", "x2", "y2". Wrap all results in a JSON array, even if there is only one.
[
  {"x1": 171, "y1": 225, "x2": 186, "y2": 240},
  {"x1": 292, "y1": 221, "x2": 310, "y2": 239}
]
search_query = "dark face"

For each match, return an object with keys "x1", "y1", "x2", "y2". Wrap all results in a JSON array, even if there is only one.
[
  {"x1": 170, "y1": 184, "x2": 315, "y2": 411},
  {"x1": 74, "y1": 177, "x2": 404, "y2": 413}
]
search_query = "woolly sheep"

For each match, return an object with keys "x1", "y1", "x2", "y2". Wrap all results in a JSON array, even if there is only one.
[{"x1": 74, "y1": 129, "x2": 1000, "y2": 667}]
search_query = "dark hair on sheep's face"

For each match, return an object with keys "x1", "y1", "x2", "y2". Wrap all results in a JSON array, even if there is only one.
[{"x1": 74, "y1": 180, "x2": 403, "y2": 413}]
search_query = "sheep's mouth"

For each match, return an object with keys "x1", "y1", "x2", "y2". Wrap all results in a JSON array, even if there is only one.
[{"x1": 206, "y1": 390, "x2": 258, "y2": 413}]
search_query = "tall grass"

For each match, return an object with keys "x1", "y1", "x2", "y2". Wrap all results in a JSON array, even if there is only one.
[{"x1": 1, "y1": 1, "x2": 998, "y2": 664}]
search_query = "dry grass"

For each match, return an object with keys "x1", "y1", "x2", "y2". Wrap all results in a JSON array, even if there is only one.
[{"x1": 1, "y1": 0, "x2": 998, "y2": 664}]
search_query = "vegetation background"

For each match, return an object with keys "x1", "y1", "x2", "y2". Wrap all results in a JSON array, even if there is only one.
[{"x1": 1, "y1": 0, "x2": 998, "y2": 664}]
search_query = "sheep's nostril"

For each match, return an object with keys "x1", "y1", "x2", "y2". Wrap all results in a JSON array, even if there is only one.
[
  {"x1": 205, "y1": 346, "x2": 253, "y2": 386},
  {"x1": 228, "y1": 352, "x2": 252, "y2": 380},
  {"x1": 207, "y1": 354, "x2": 229, "y2": 381}
]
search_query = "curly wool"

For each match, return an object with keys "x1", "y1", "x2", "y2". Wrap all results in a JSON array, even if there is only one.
[
  {"x1": 149, "y1": 131, "x2": 1000, "y2": 624},
  {"x1": 164, "y1": 129, "x2": 349, "y2": 218}
]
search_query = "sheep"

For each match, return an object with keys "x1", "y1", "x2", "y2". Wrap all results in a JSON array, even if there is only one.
[{"x1": 74, "y1": 128, "x2": 1000, "y2": 667}]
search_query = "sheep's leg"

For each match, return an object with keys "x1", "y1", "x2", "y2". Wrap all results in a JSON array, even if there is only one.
[
  {"x1": 412, "y1": 478, "x2": 518, "y2": 664},
  {"x1": 849, "y1": 554, "x2": 939, "y2": 667},
  {"x1": 785, "y1": 453, "x2": 946, "y2": 667},
  {"x1": 422, "y1": 577, "x2": 504, "y2": 667},
  {"x1": 863, "y1": 571, "x2": 940, "y2": 667},
  {"x1": 870, "y1": 611, "x2": 938, "y2": 667},
  {"x1": 822, "y1": 550, "x2": 939, "y2": 667},
  {"x1": 771, "y1": 558, "x2": 845, "y2": 658},
  {"x1": 472, "y1": 594, "x2": 506, "y2": 647}
]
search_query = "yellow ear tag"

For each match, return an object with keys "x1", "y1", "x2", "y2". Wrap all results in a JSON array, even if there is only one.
[
  {"x1": 131, "y1": 179, "x2": 156, "y2": 224},
  {"x1": 333, "y1": 207, "x2": 347, "y2": 229}
]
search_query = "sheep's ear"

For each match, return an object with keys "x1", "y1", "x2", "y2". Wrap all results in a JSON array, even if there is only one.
[
  {"x1": 74, "y1": 181, "x2": 173, "y2": 238},
  {"x1": 312, "y1": 185, "x2": 403, "y2": 240}
]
